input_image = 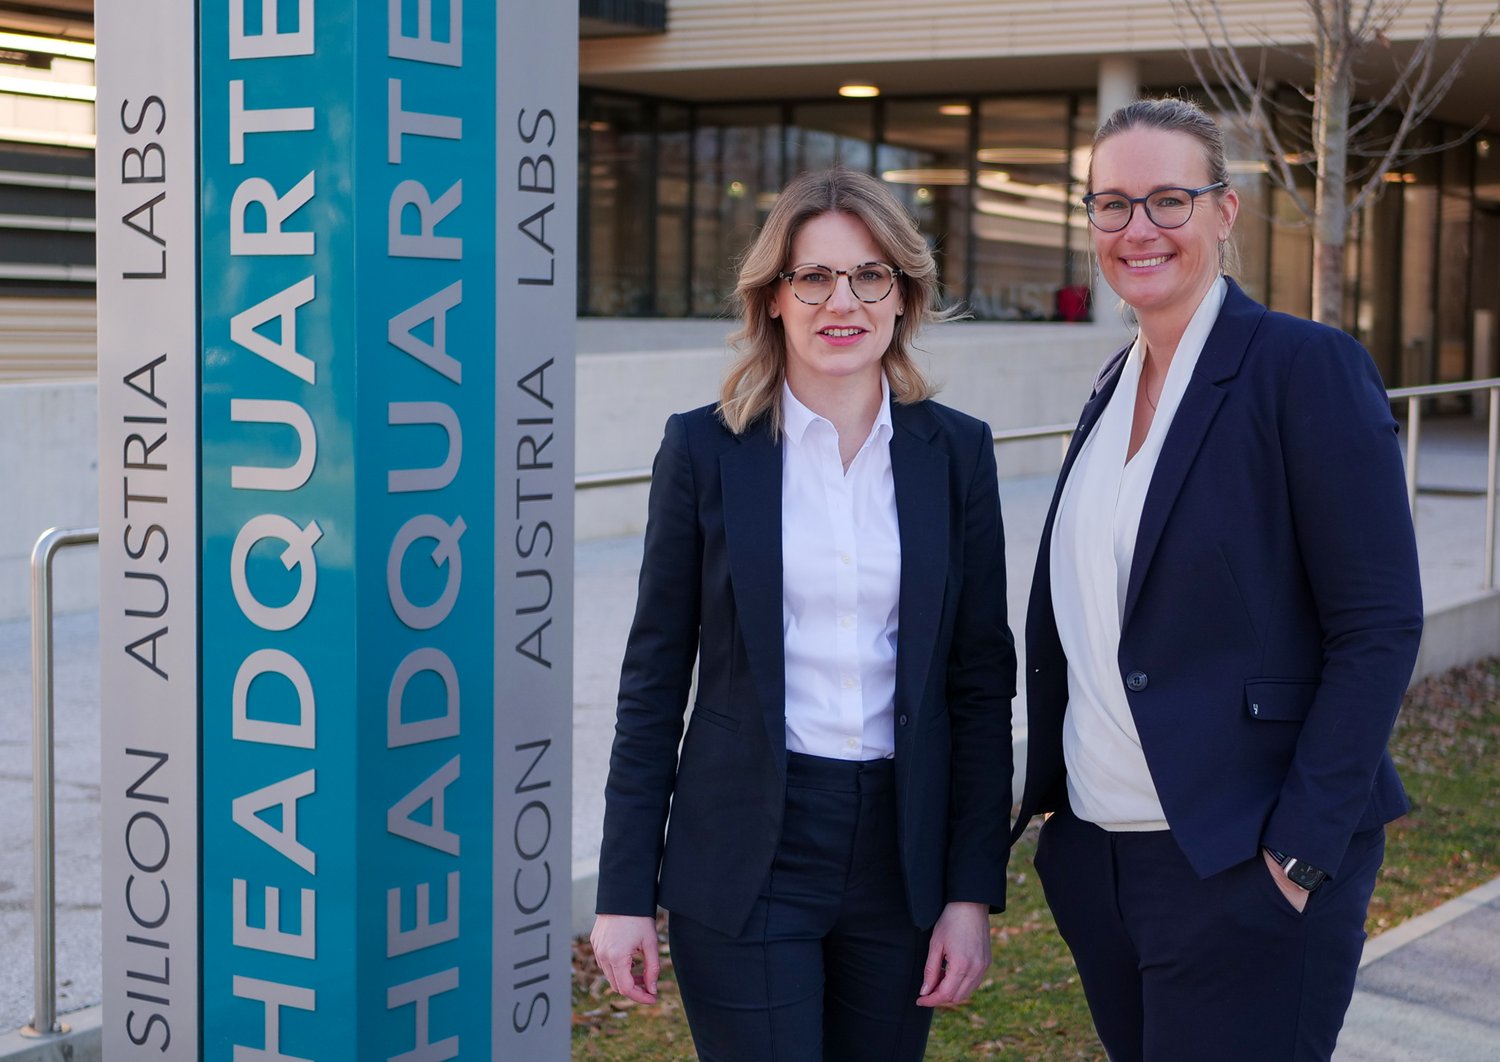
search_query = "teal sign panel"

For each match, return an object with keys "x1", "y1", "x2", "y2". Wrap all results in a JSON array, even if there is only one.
[{"x1": 199, "y1": 1, "x2": 497, "y2": 1056}]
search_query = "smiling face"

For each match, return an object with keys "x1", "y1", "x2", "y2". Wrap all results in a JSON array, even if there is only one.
[
  {"x1": 1090, "y1": 126, "x2": 1238, "y2": 332},
  {"x1": 772, "y1": 210, "x2": 903, "y2": 398}
]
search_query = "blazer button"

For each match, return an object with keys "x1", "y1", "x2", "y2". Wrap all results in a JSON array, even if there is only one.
[
  {"x1": 898, "y1": 714, "x2": 909, "y2": 727},
  {"x1": 1126, "y1": 671, "x2": 1148, "y2": 692}
]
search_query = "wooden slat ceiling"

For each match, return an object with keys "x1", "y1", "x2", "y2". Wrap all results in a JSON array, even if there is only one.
[{"x1": 0, "y1": 1, "x2": 93, "y2": 41}]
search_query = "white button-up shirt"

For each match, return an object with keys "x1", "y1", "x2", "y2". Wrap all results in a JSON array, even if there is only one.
[
  {"x1": 1050, "y1": 276, "x2": 1227, "y2": 830},
  {"x1": 781, "y1": 379, "x2": 901, "y2": 761}
]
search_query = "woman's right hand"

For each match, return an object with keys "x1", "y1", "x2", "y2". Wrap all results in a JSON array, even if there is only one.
[{"x1": 589, "y1": 913, "x2": 661, "y2": 1004}]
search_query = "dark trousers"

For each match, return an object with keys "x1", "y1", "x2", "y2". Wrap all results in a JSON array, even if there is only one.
[
  {"x1": 1034, "y1": 805, "x2": 1385, "y2": 1062},
  {"x1": 668, "y1": 752, "x2": 934, "y2": 1062}
]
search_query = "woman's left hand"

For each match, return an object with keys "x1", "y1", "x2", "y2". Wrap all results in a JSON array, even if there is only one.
[
  {"x1": 1262, "y1": 848, "x2": 1310, "y2": 913},
  {"x1": 916, "y1": 900, "x2": 991, "y2": 1007}
]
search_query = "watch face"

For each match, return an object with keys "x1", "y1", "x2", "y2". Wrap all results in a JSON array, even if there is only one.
[{"x1": 1286, "y1": 862, "x2": 1327, "y2": 890}]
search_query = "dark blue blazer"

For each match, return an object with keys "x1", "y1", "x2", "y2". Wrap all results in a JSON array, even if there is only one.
[
  {"x1": 597, "y1": 398, "x2": 1016, "y2": 936},
  {"x1": 1012, "y1": 279, "x2": 1424, "y2": 880}
]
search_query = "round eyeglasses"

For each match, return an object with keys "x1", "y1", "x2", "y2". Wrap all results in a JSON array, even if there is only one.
[
  {"x1": 1081, "y1": 181, "x2": 1227, "y2": 233},
  {"x1": 777, "y1": 262, "x2": 903, "y2": 305}
]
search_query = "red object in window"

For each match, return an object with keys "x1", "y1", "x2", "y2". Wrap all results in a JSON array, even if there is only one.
[{"x1": 1056, "y1": 285, "x2": 1091, "y2": 322}]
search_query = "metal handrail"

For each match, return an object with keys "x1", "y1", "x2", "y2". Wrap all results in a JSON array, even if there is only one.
[
  {"x1": 1389, "y1": 378, "x2": 1500, "y2": 589},
  {"x1": 575, "y1": 422, "x2": 1081, "y2": 492},
  {"x1": 24, "y1": 526, "x2": 96, "y2": 1039},
  {"x1": 574, "y1": 384, "x2": 1500, "y2": 588},
  {"x1": 576, "y1": 467, "x2": 652, "y2": 491}
]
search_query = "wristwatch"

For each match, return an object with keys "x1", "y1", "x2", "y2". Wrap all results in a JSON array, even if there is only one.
[{"x1": 1264, "y1": 847, "x2": 1329, "y2": 892}]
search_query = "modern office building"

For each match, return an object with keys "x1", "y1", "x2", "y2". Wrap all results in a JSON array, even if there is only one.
[
  {"x1": 4, "y1": 0, "x2": 1499, "y2": 386},
  {"x1": 577, "y1": 1, "x2": 1500, "y2": 388}
]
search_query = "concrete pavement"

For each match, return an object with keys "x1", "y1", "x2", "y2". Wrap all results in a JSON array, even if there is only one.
[{"x1": 1340, "y1": 877, "x2": 1500, "y2": 1060}]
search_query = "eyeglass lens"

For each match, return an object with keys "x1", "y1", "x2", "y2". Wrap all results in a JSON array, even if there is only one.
[
  {"x1": 788, "y1": 263, "x2": 896, "y2": 304},
  {"x1": 1088, "y1": 189, "x2": 1197, "y2": 232}
]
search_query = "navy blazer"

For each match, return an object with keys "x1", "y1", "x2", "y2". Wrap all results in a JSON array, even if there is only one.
[
  {"x1": 1012, "y1": 279, "x2": 1423, "y2": 881},
  {"x1": 597, "y1": 398, "x2": 1016, "y2": 936}
]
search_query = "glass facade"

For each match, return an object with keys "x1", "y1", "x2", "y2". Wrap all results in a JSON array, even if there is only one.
[
  {"x1": 579, "y1": 89, "x2": 1106, "y2": 322},
  {"x1": 577, "y1": 86, "x2": 1500, "y2": 388},
  {"x1": 1474, "y1": 136, "x2": 1500, "y2": 381},
  {"x1": 1337, "y1": 128, "x2": 1499, "y2": 390},
  {"x1": 687, "y1": 105, "x2": 781, "y2": 315},
  {"x1": 968, "y1": 96, "x2": 1083, "y2": 321}
]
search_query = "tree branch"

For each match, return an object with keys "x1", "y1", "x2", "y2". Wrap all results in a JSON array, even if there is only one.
[{"x1": 1174, "y1": 0, "x2": 1316, "y2": 220}]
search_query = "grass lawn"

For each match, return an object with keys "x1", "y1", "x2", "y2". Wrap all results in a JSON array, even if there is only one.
[{"x1": 572, "y1": 660, "x2": 1500, "y2": 1059}]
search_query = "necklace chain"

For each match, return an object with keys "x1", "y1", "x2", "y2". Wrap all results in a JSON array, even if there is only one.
[{"x1": 1142, "y1": 346, "x2": 1161, "y2": 412}]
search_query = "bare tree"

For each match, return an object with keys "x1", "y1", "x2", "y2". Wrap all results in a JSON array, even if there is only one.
[{"x1": 1173, "y1": 0, "x2": 1498, "y2": 327}]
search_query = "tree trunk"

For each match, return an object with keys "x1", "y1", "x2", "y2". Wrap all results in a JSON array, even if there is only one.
[{"x1": 1311, "y1": 4, "x2": 1352, "y2": 328}]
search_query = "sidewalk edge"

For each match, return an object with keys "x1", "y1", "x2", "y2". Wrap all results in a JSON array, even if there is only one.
[{"x1": 1359, "y1": 874, "x2": 1500, "y2": 969}]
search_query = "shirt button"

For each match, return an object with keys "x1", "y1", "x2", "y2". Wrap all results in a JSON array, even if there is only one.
[
  {"x1": 1126, "y1": 670, "x2": 1148, "y2": 692},
  {"x1": 839, "y1": 552, "x2": 852, "y2": 565},
  {"x1": 839, "y1": 615, "x2": 853, "y2": 629},
  {"x1": 846, "y1": 737, "x2": 859, "y2": 749},
  {"x1": 842, "y1": 676, "x2": 857, "y2": 689}
]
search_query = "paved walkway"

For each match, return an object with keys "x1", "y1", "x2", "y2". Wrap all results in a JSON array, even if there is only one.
[
  {"x1": 1341, "y1": 877, "x2": 1500, "y2": 1059},
  {"x1": 3, "y1": 417, "x2": 1500, "y2": 1058}
]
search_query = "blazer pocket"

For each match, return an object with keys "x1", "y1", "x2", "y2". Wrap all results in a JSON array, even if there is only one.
[
  {"x1": 1244, "y1": 679, "x2": 1318, "y2": 722},
  {"x1": 689, "y1": 701, "x2": 740, "y2": 733}
]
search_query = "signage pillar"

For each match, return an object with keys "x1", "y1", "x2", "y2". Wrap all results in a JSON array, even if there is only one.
[{"x1": 97, "y1": 3, "x2": 576, "y2": 1057}]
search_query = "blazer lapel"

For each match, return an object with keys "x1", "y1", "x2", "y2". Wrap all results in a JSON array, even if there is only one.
[
  {"x1": 1062, "y1": 345, "x2": 1130, "y2": 491},
  {"x1": 1036, "y1": 344, "x2": 1129, "y2": 576},
  {"x1": 719, "y1": 423, "x2": 787, "y2": 762},
  {"x1": 1121, "y1": 279, "x2": 1265, "y2": 627},
  {"x1": 890, "y1": 403, "x2": 950, "y2": 725}
]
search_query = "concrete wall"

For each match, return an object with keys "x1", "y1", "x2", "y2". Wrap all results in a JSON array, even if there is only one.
[
  {"x1": 1, "y1": 317, "x2": 1126, "y2": 620},
  {"x1": 1411, "y1": 589, "x2": 1500, "y2": 686},
  {"x1": 1, "y1": 380, "x2": 98, "y2": 623}
]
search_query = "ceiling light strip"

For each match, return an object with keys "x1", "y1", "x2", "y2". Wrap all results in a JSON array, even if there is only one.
[{"x1": 0, "y1": 31, "x2": 96, "y2": 61}]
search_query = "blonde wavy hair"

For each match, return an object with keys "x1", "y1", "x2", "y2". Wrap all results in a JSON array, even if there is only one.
[{"x1": 718, "y1": 167, "x2": 959, "y2": 436}]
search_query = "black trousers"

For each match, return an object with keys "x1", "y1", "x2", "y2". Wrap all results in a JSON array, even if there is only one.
[
  {"x1": 1035, "y1": 804, "x2": 1385, "y2": 1062},
  {"x1": 668, "y1": 752, "x2": 934, "y2": 1062}
]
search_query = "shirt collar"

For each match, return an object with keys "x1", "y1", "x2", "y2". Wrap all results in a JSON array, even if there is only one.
[
  {"x1": 1179, "y1": 274, "x2": 1229, "y2": 362},
  {"x1": 781, "y1": 374, "x2": 893, "y2": 448},
  {"x1": 1127, "y1": 274, "x2": 1228, "y2": 384}
]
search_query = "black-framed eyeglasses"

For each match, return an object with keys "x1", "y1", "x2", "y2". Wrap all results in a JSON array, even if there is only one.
[
  {"x1": 777, "y1": 261, "x2": 903, "y2": 305},
  {"x1": 1081, "y1": 181, "x2": 1227, "y2": 232}
]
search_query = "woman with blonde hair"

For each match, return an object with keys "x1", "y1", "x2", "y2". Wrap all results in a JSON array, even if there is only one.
[
  {"x1": 591, "y1": 166, "x2": 1015, "y2": 1061},
  {"x1": 1013, "y1": 97, "x2": 1422, "y2": 1060}
]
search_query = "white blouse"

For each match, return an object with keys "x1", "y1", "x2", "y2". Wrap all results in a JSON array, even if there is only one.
[
  {"x1": 780, "y1": 378, "x2": 901, "y2": 761},
  {"x1": 1050, "y1": 277, "x2": 1227, "y2": 830}
]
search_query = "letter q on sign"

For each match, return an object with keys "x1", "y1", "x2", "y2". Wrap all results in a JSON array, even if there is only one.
[
  {"x1": 230, "y1": 514, "x2": 323, "y2": 631},
  {"x1": 388, "y1": 514, "x2": 466, "y2": 630}
]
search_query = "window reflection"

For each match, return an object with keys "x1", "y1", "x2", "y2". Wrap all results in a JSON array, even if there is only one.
[
  {"x1": 692, "y1": 106, "x2": 783, "y2": 316},
  {"x1": 1400, "y1": 154, "x2": 1439, "y2": 387},
  {"x1": 583, "y1": 96, "x2": 653, "y2": 316},
  {"x1": 968, "y1": 97, "x2": 1078, "y2": 320},
  {"x1": 790, "y1": 103, "x2": 873, "y2": 174},
  {"x1": 1473, "y1": 137, "x2": 1500, "y2": 383},
  {"x1": 881, "y1": 99, "x2": 971, "y2": 311},
  {"x1": 1438, "y1": 133, "x2": 1474, "y2": 387}
]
